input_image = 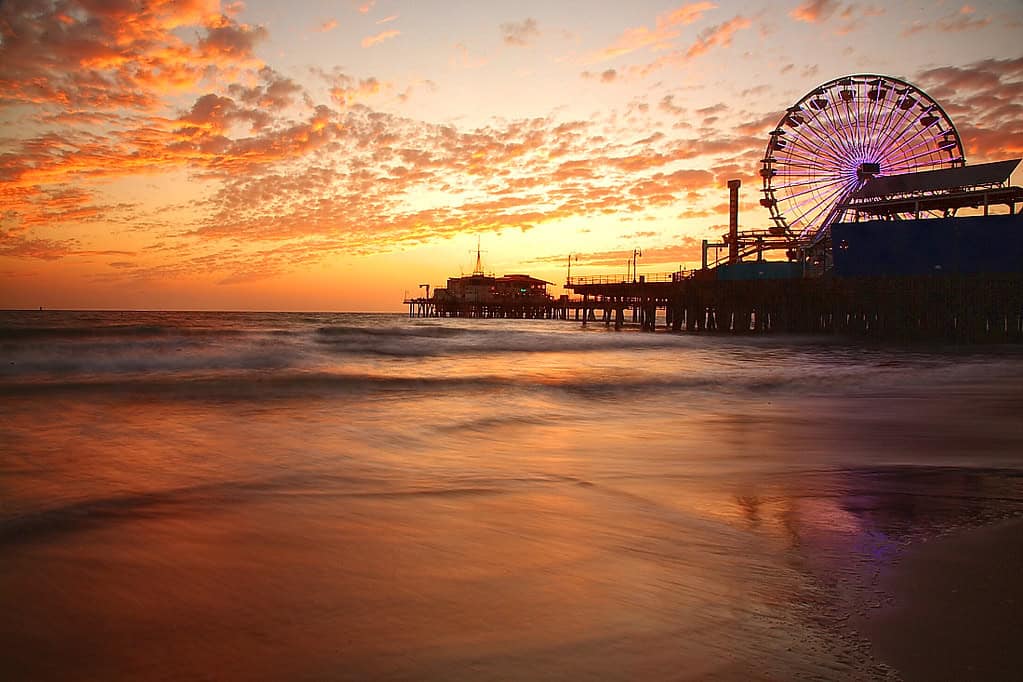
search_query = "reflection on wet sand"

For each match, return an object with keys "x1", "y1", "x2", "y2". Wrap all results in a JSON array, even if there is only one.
[{"x1": 4, "y1": 447, "x2": 1021, "y2": 680}]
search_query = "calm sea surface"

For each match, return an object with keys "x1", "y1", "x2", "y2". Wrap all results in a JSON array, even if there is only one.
[{"x1": 2, "y1": 310, "x2": 1023, "y2": 680}]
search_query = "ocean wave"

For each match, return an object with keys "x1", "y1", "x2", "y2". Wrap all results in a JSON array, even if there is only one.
[
  {"x1": 316, "y1": 324, "x2": 469, "y2": 339},
  {"x1": 0, "y1": 370, "x2": 517, "y2": 398},
  {"x1": 0, "y1": 365, "x2": 873, "y2": 404},
  {"x1": 0, "y1": 324, "x2": 262, "y2": 340},
  {"x1": 0, "y1": 473, "x2": 569, "y2": 546}
]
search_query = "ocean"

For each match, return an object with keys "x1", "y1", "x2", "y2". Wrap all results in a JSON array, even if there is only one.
[{"x1": 2, "y1": 310, "x2": 1023, "y2": 680}]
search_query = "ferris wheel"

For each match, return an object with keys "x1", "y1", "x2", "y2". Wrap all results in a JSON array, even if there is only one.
[{"x1": 760, "y1": 74, "x2": 965, "y2": 240}]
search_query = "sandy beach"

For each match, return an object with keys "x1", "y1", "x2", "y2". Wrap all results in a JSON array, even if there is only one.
[
  {"x1": 863, "y1": 517, "x2": 1023, "y2": 681},
  {"x1": 3, "y1": 313, "x2": 1023, "y2": 680}
]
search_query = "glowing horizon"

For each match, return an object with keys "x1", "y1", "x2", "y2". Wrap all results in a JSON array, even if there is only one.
[{"x1": 2, "y1": 0, "x2": 1021, "y2": 311}]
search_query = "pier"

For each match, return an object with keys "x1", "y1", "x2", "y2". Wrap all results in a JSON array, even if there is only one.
[
  {"x1": 405, "y1": 266, "x2": 1023, "y2": 342},
  {"x1": 567, "y1": 270, "x2": 1023, "y2": 342},
  {"x1": 405, "y1": 75, "x2": 1023, "y2": 343}
]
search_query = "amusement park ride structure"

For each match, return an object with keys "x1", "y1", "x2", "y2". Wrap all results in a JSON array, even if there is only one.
[{"x1": 710, "y1": 74, "x2": 1023, "y2": 269}]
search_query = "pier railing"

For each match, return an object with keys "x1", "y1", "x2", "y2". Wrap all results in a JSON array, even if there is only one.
[{"x1": 567, "y1": 272, "x2": 688, "y2": 286}]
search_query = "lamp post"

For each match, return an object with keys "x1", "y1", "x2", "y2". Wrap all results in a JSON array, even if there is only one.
[{"x1": 632, "y1": 248, "x2": 642, "y2": 283}]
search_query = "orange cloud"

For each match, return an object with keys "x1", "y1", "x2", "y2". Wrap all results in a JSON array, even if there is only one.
[
  {"x1": 590, "y1": 1, "x2": 717, "y2": 62},
  {"x1": 790, "y1": 0, "x2": 840, "y2": 23},
  {"x1": 529, "y1": 238, "x2": 706, "y2": 268},
  {"x1": 605, "y1": 13, "x2": 752, "y2": 81},
  {"x1": 328, "y1": 75, "x2": 383, "y2": 107},
  {"x1": 684, "y1": 15, "x2": 751, "y2": 58},
  {"x1": 0, "y1": 0, "x2": 267, "y2": 110},
  {"x1": 0, "y1": 1, "x2": 774, "y2": 288},
  {"x1": 319, "y1": 19, "x2": 338, "y2": 33},
  {"x1": 361, "y1": 29, "x2": 400, "y2": 47},
  {"x1": 915, "y1": 57, "x2": 1023, "y2": 163}
]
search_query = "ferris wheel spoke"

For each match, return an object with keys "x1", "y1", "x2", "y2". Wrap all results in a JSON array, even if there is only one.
[
  {"x1": 880, "y1": 113, "x2": 952, "y2": 163},
  {"x1": 788, "y1": 179, "x2": 858, "y2": 235},
  {"x1": 867, "y1": 80, "x2": 922, "y2": 158},
  {"x1": 779, "y1": 125, "x2": 853, "y2": 164},
  {"x1": 823, "y1": 101, "x2": 871, "y2": 161},
  {"x1": 865, "y1": 100, "x2": 922, "y2": 164},
  {"x1": 785, "y1": 179, "x2": 857, "y2": 223},
  {"x1": 864, "y1": 106, "x2": 893, "y2": 160},
  {"x1": 815, "y1": 88, "x2": 858, "y2": 153},
  {"x1": 882, "y1": 147, "x2": 953, "y2": 174},
  {"x1": 889, "y1": 128, "x2": 957, "y2": 164},
  {"x1": 777, "y1": 147, "x2": 850, "y2": 174},
  {"x1": 774, "y1": 177, "x2": 850, "y2": 203},
  {"x1": 782, "y1": 116, "x2": 847, "y2": 161},
  {"x1": 816, "y1": 102, "x2": 861, "y2": 162},
  {"x1": 790, "y1": 184, "x2": 854, "y2": 236},
  {"x1": 864, "y1": 79, "x2": 898, "y2": 152},
  {"x1": 767, "y1": 175, "x2": 852, "y2": 192},
  {"x1": 797, "y1": 111, "x2": 861, "y2": 162},
  {"x1": 844, "y1": 97, "x2": 864, "y2": 158},
  {"x1": 781, "y1": 134, "x2": 851, "y2": 169},
  {"x1": 775, "y1": 151, "x2": 855, "y2": 172}
]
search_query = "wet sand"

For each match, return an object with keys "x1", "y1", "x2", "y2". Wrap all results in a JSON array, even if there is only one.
[{"x1": 862, "y1": 517, "x2": 1023, "y2": 681}]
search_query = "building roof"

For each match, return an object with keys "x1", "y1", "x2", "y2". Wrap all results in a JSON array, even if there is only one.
[
  {"x1": 852, "y1": 159, "x2": 1020, "y2": 200},
  {"x1": 496, "y1": 274, "x2": 551, "y2": 285},
  {"x1": 447, "y1": 273, "x2": 495, "y2": 283}
]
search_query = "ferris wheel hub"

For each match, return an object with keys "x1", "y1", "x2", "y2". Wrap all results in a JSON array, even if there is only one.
[{"x1": 857, "y1": 162, "x2": 881, "y2": 181}]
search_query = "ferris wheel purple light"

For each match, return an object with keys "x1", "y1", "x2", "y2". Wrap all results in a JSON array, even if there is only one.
[{"x1": 760, "y1": 74, "x2": 965, "y2": 240}]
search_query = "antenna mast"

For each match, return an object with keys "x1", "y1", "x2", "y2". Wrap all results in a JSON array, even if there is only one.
[{"x1": 472, "y1": 236, "x2": 485, "y2": 276}]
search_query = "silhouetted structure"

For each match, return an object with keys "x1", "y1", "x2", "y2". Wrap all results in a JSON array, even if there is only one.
[{"x1": 406, "y1": 75, "x2": 1023, "y2": 342}]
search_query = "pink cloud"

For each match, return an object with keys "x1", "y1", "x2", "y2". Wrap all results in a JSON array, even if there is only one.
[{"x1": 902, "y1": 4, "x2": 991, "y2": 36}]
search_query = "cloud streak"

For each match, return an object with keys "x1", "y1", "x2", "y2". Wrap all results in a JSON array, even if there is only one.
[
  {"x1": 361, "y1": 29, "x2": 400, "y2": 48},
  {"x1": 589, "y1": 2, "x2": 717, "y2": 62}
]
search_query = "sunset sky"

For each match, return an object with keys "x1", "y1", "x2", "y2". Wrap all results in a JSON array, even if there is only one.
[{"x1": 2, "y1": 0, "x2": 1021, "y2": 311}]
